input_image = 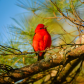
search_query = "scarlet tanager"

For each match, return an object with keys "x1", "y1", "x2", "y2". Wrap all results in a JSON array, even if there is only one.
[{"x1": 33, "y1": 24, "x2": 51, "y2": 61}]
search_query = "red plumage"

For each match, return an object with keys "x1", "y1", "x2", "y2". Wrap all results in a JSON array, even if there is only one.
[{"x1": 33, "y1": 24, "x2": 51, "y2": 61}]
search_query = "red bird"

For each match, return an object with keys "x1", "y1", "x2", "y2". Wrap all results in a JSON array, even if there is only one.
[{"x1": 33, "y1": 24, "x2": 51, "y2": 61}]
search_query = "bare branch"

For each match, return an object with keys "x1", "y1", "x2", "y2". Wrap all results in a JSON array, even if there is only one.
[
  {"x1": 70, "y1": 0, "x2": 83, "y2": 21},
  {"x1": 79, "y1": 0, "x2": 84, "y2": 4},
  {"x1": 50, "y1": 0, "x2": 84, "y2": 27},
  {"x1": 33, "y1": 11, "x2": 58, "y2": 19},
  {"x1": 1, "y1": 44, "x2": 84, "y2": 56}
]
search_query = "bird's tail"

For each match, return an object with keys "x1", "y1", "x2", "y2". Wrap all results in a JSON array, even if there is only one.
[{"x1": 37, "y1": 52, "x2": 45, "y2": 61}]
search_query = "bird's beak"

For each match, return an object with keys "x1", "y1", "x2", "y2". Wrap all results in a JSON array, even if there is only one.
[{"x1": 44, "y1": 26, "x2": 48, "y2": 29}]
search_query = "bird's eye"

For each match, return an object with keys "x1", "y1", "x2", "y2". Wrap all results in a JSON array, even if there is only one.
[{"x1": 40, "y1": 28, "x2": 43, "y2": 29}]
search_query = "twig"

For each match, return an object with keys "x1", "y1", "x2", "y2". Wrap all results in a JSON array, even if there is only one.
[
  {"x1": 70, "y1": 0, "x2": 83, "y2": 21},
  {"x1": 0, "y1": 44, "x2": 84, "y2": 56},
  {"x1": 79, "y1": 0, "x2": 84, "y2": 4},
  {"x1": 50, "y1": 0, "x2": 84, "y2": 27},
  {"x1": 0, "y1": 45, "x2": 22, "y2": 53},
  {"x1": 33, "y1": 11, "x2": 58, "y2": 19}
]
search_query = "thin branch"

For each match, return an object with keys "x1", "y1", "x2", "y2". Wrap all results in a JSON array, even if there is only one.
[
  {"x1": 53, "y1": 11, "x2": 64, "y2": 21},
  {"x1": 33, "y1": 11, "x2": 58, "y2": 19},
  {"x1": 50, "y1": 0, "x2": 84, "y2": 27},
  {"x1": 70, "y1": 0, "x2": 83, "y2": 21},
  {"x1": 1, "y1": 44, "x2": 84, "y2": 56},
  {"x1": 0, "y1": 45, "x2": 22, "y2": 54},
  {"x1": 58, "y1": 37, "x2": 67, "y2": 44},
  {"x1": 64, "y1": 19, "x2": 76, "y2": 27},
  {"x1": 33, "y1": 11, "x2": 64, "y2": 20},
  {"x1": 79, "y1": 0, "x2": 84, "y2": 4}
]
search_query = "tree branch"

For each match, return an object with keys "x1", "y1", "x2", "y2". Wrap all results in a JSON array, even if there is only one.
[
  {"x1": 70, "y1": 0, "x2": 83, "y2": 22},
  {"x1": 50, "y1": 0, "x2": 84, "y2": 27},
  {"x1": 0, "y1": 45, "x2": 84, "y2": 83},
  {"x1": 79, "y1": 0, "x2": 84, "y2": 4}
]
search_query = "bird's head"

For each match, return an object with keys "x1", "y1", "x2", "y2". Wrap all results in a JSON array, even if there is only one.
[{"x1": 35, "y1": 24, "x2": 47, "y2": 33}]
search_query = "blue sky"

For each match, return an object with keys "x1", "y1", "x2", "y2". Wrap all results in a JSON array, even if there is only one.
[{"x1": 0, "y1": 0, "x2": 28, "y2": 44}]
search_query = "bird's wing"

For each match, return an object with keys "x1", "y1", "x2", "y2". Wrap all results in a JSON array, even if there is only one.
[
  {"x1": 33, "y1": 33, "x2": 44, "y2": 51},
  {"x1": 43, "y1": 34, "x2": 51, "y2": 49},
  {"x1": 33, "y1": 33, "x2": 39, "y2": 51},
  {"x1": 33, "y1": 33, "x2": 44, "y2": 56}
]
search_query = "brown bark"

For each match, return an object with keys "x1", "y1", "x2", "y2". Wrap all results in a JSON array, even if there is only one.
[
  {"x1": 0, "y1": 45, "x2": 84, "y2": 83},
  {"x1": 0, "y1": 54, "x2": 63, "y2": 83}
]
